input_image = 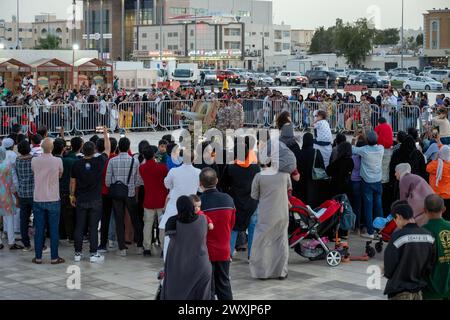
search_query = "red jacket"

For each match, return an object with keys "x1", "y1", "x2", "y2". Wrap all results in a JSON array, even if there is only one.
[
  {"x1": 375, "y1": 122, "x2": 393, "y2": 149},
  {"x1": 102, "y1": 153, "x2": 117, "y2": 195},
  {"x1": 139, "y1": 159, "x2": 169, "y2": 209},
  {"x1": 201, "y1": 189, "x2": 236, "y2": 262}
]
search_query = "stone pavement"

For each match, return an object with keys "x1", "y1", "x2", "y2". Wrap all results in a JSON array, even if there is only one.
[{"x1": 0, "y1": 233, "x2": 386, "y2": 300}]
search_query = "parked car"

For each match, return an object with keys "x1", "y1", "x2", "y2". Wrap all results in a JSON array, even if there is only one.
[
  {"x1": 443, "y1": 77, "x2": 450, "y2": 91},
  {"x1": 354, "y1": 73, "x2": 389, "y2": 88},
  {"x1": 254, "y1": 73, "x2": 275, "y2": 86},
  {"x1": 388, "y1": 67, "x2": 409, "y2": 77},
  {"x1": 390, "y1": 72, "x2": 415, "y2": 82},
  {"x1": 274, "y1": 71, "x2": 309, "y2": 86},
  {"x1": 422, "y1": 66, "x2": 433, "y2": 74},
  {"x1": 403, "y1": 76, "x2": 443, "y2": 91},
  {"x1": 365, "y1": 70, "x2": 390, "y2": 82},
  {"x1": 306, "y1": 70, "x2": 347, "y2": 87},
  {"x1": 427, "y1": 69, "x2": 450, "y2": 82},
  {"x1": 199, "y1": 69, "x2": 218, "y2": 85},
  {"x1": 216, "y1": 70, "x2": 241, "y2": 84},
  {"x1": 346, "y1": 70, "x2": 364, "y2": 84},
  {"x1": 407, "y1": 66, "x2": 419, "y2": 75}
]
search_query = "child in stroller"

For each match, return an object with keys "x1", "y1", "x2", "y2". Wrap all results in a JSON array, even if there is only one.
[
  {"x1": 365, "y1": 215, "x2": 398, "y2": 256},
  {"x1": 288, "y1": 194, "x2": 348, "y2": 266}
]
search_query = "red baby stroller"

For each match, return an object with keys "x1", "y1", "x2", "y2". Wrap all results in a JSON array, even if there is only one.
[
  {"x1": 288, "y1": 194, "x2": 347, "y2": 266},
  {"x1": 366, "y1": 218, "x2": 397, "y2": 256}
]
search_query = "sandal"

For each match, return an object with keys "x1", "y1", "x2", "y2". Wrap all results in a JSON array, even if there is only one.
[
  {"x1": 51, "y1": 257, "x2": 65, "y2": 265},
  {"x1": 32, "y1": 258, "x2": 43, "y2": 264}
]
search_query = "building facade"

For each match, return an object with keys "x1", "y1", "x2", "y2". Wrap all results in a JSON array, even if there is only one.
[
  {"x1": 291, "y1": 29, "x2": 314, "y2": 55},
  {"x1": 0, "y1": 17, "x2": 33, "y2": 49},
  {"x1": 32, "y1": 15, "x2": 81, "y2": 50},
  {"x1": 135, "y1": 21, "x2": 244, "y2": 69},
  {"x1": 423, "y1": 8, "x2": 450, "y2": 67}
]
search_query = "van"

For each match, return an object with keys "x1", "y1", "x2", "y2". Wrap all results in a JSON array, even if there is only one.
[{"x1": 428, "y1": 69, "x2": 450, "y2": 82}]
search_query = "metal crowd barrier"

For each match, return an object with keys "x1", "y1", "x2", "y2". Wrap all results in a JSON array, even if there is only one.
[
  {"x1": 2, "y1": 100, "x2": 448, "y2": 138},
  {"x1": 117, "y1": 101, "x2": 158, "y2": 131},
  {"x1": 32, "y1": 104, "x2": 74, "y2": 135}
]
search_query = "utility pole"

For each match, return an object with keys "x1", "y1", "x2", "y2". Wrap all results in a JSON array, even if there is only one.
[
  {"x1": 16, "y1": 0, "x2": 19, "y2": 49},
  {"x1": 86, "y1": 0, "x2": 90, "y2": 49},
  {"x1": 135, "y1": 0, "x2": 140, "y2": 54},
  {"x1": 72, "y1": 0, "x2": 76, "y2": 50},
  {"x1": 194, "y1": 9, "x2": 197, "y2": 62},
  {"x1": 401, "y1": 0, "x2": 404, "y2": 69},
  {"x1": 262, "y1": 35, "x2": 265, "y2": 72},
  {"x1": 100, "y1": 0, "x2": 103, "y2": 59},
  {"x1": 121, "y1": 0, "x2": 125, "y2": 59},
  {"x1": 159, "y1": 0, "x2": 162, "y2": 60}
]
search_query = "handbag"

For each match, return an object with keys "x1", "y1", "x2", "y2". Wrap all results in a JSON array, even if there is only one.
[
  {"x1": 311, "y1": 150, "x2": 329, "y2": 181},
  {"x1": 108, "y1": 157, "x2": 135, "y2": 200}
]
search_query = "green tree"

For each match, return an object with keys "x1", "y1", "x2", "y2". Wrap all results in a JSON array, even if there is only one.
[
  {"x1": 334, "y1": 18, "x2": 375, "y2": 67},
  {"x1": 308, "y1": 26, "x2": 335, "y2": 54},
  {"x1": 416, "y1": 33, "x2": 424, "y2": 46},
  {"x1": 35, "y1": 34, "x2": 60, "y2": 49},
  {"x1": 373, "y1": 28, "x2": 400, "y2": 45}
]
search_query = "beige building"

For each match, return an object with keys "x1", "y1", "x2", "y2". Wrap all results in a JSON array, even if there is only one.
[
  {"x1": 32, "y1": 14, "x2": 81, "y2": 50},
  {"x1": 0, "y1": 17, "x2": 33, "y2": 49},
  {"x1": 0, "y1": 15, "x2": 81, "y2": 50},
  {"x1": 423, "y1": 8, "x2": 450, "y2": 67},
  {"x1": 291, "y1": 29, "x2": 314, "y2": 54}
]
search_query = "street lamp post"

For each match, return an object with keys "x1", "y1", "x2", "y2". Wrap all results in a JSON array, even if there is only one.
[
  {"x1": 72, "y1": 43, "x2": 79, "y2": 89},
  {"x1": 16, "y1": 0, "x2": 20, "y2": 49},
  {"x1": 159, "y1": 0, "x2": 163, "y2": 61},
  {"x1": 401, "y1": 0, "x2": 404, "y2": 69}
]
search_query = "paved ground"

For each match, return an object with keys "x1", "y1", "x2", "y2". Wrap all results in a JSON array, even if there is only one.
[{"x1": 0, "y1": 231, "x2": 386, "y2": 300}]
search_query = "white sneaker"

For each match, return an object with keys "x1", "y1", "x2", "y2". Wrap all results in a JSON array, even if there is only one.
[
  {"x1": 108, "y1": 240, "x2": 116, "y2": 249},
  {"x1": 116, "y1": 249, "x2": 127, "y2": 257},
  {"x1": 90, "y1": 253, "x2": 105, "y2": 263},
  {"x1": 74, "y1": 253, "x2": 82, "y2": 262},
  {"x1": 361, "y1": 232, "x2": 375, "y2": 239}
]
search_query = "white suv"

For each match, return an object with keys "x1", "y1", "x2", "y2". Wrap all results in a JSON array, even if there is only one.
[
  {"x1": 427, "y1": 69, "x2": 450, "y2": 82},
  {"x1": 274, "y1": 71, "x2": 308, "y2": 86}
]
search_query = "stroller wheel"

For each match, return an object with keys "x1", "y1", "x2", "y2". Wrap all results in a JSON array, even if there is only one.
[
  {"x1": 366, "y1": 246, "x2": 376, "y2": 258},
  {"x1": 326, "y1": 250, "x2": 342, "y2": 267},
  {"x1": 375, "y1": 242, "x2": 383, "y2": 253}
]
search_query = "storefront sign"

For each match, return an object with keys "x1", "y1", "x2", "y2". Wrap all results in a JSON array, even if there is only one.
[
  {"x1": 133, "y1": 50, "x2": 176, "y2": 58},
  {"x1": 188, "y1": 49, "x2": 242, "y2": 57}
]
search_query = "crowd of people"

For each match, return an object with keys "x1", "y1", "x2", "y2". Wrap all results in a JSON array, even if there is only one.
[{"x1": 1, "y1": 80, "x2": 450, "y2": 301}]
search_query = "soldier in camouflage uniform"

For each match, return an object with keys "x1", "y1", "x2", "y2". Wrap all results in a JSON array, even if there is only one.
[
  {"x1": 215, "y1": 99, "x2": 244, "y2": 131},
  {"x1": 360, "y1": 95, "x2": 373, "y2": 134}
]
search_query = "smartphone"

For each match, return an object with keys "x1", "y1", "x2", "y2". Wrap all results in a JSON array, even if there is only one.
[{"x1": 96, "y1": 126, "x2": 104, "y2": 133}]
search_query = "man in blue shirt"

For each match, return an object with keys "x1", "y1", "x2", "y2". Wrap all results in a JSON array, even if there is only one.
[{"x1": 352, "y1": 131, "x2": 384, "y2": 238}]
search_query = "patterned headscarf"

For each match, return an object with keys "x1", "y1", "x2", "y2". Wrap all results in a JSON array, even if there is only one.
[{"x1": 436, "y1": 145, "x2": 450, "y2": 187}]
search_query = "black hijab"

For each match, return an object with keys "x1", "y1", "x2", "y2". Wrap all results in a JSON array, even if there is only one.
[
  {"x1": 336, "y1": 141, "x2": 353, "y2": 160},
  {"x1": 302, "y1": 132, "x2": 314, "y2": 150},
  {"x1": 176, "y1": 196, "x2": 198, "y2": 224}
]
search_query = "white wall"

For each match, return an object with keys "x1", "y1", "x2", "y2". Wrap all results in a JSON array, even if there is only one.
[{"x1": 0, "y1": 49, "x2": 99, "y2": 64}]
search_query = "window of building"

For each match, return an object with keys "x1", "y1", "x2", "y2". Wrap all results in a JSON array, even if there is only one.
[
  {"x1": 142, "y1": 33, "x2": 147, "y2": 38},
  {"x1": 142, "y1": 45, "x2": 147, "y2": 50},
  {"x1": 283, "y1": 43, "x2": 290, "y2": 50},
  {"x1": 275, "y1": 30, "x2": 282, "y2": 39},
  {"x1": 155, "y1": 43, "x2": 158, "y2": 50},
  {"x1": 173, "y1": 32, "x2": 178, "y2": 37},
  {"x1": 224, "y1": 28, "x2": 241, "y2": 36},
  {"x1": 190, "y1": 43, "x2": 194, "y2": 50},
  {"x1": 34, "y1": 29, "x2": 37, "y2": 34},
  {"x1": 18, "y1": 28, "x2": 23, "y2": 32},
  {"x1": 264, "y1": 32, "x2": 270, "y2": 37},
  {"x1": 28, "y1": 28, "x2": 32, "y2": 32},
  {"x1": 237, "y1": 10, "x2": 250, "y2": 17},
  {"x1": 168, "y1": 32, "x2": 172, "y2": 38},
  {"x1": 155, "y1": 33, "x2": 159, "y2": 40},
  {"x1": 283, "y1": 31, "x2": 290, "y2": 38},
  {"x1": 7, "y1": 28, "x2": 12, "y2": 32},
  {"x1": 264, "y1": 45, "x2": 269, "y2": 50},
  {"x1": 432, "y1": 40, "x2": 438, "y2": 49},
  {"x1": 224, "y1": 41, "x2": 241, "y2": 49},
  {"x1": 432, "y1": 21, "x2": 438, "y2": 32},
  {"x1": 252, "y1": 32, "x2": 256, "y2": 36},
  {"x1": 170, "y1": 7, "x2": 188, "y2": 15},
  {"x1": 66, "y1": 27, "x2": 69, "y2": 33},
  {"x1": 190, "y1": 30, "x2": 194, "y2": 37}
]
